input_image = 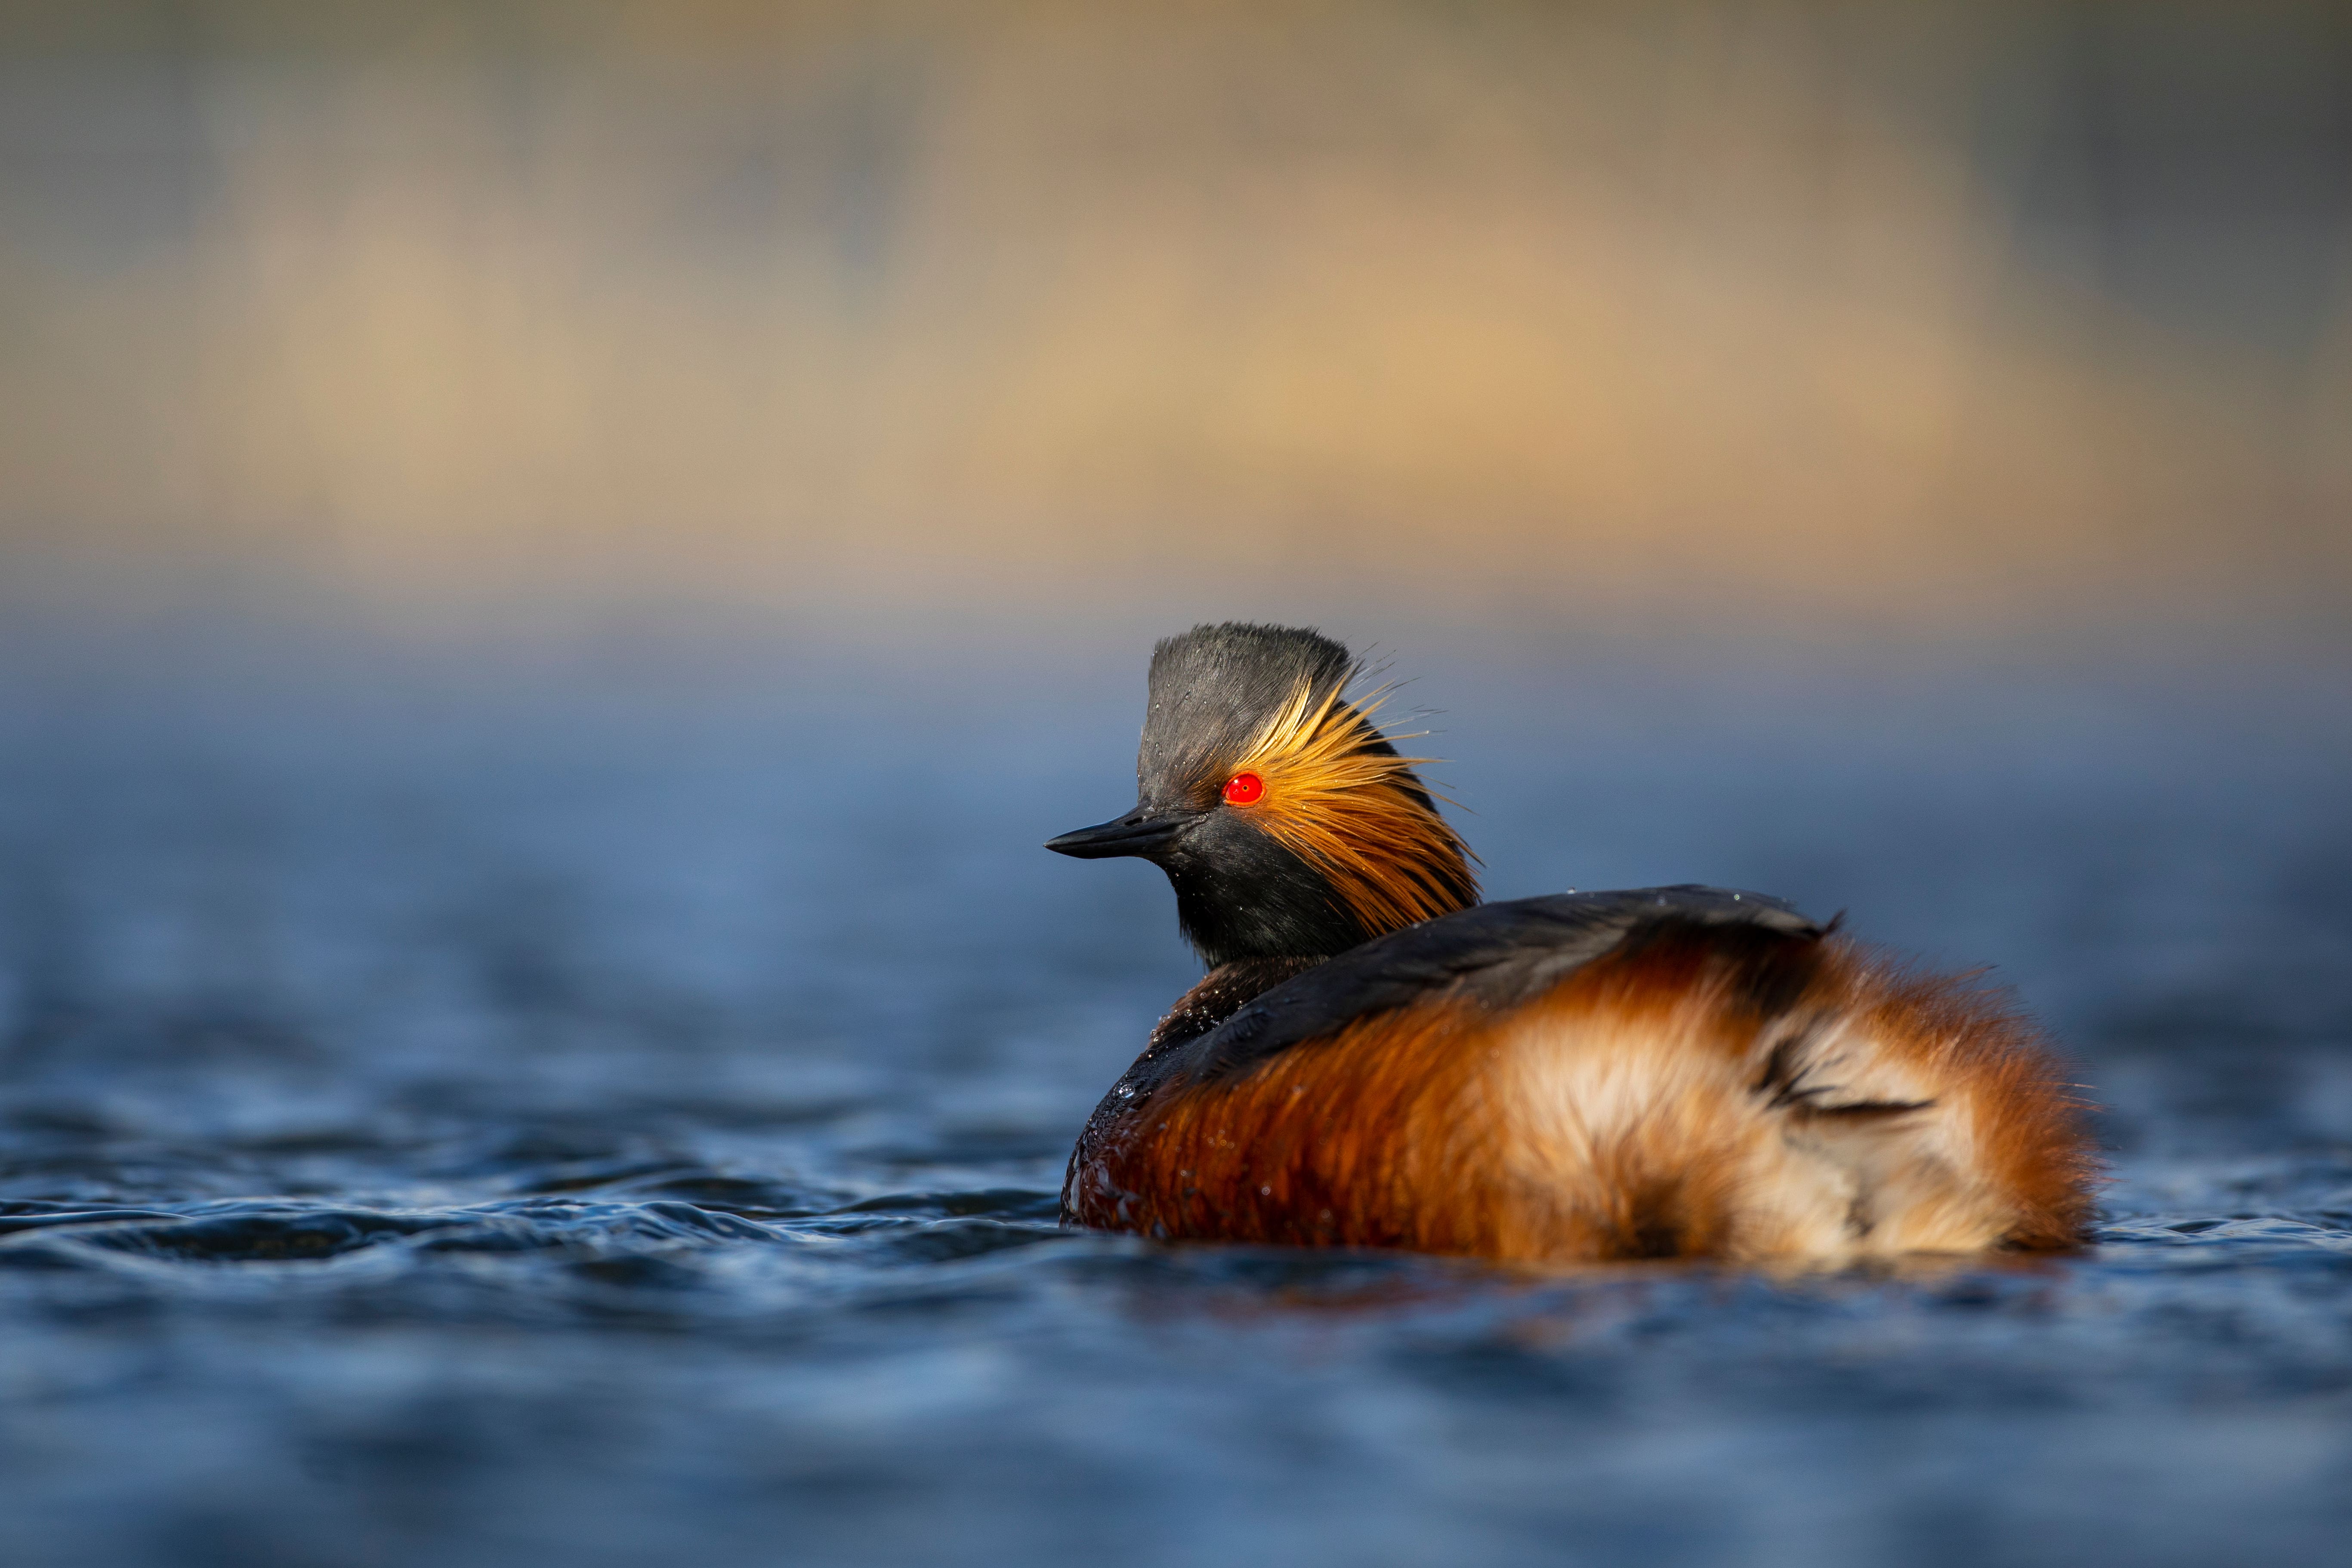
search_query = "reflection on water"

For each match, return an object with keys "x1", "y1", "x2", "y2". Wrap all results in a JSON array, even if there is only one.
[{"x1": 1, "y1": 643, "x2": 2347, "y2": 1568}]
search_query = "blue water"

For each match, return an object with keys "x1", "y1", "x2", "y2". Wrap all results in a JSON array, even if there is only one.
[{"x1": 1, "y1": 639, "x2": 2346, "y2": 1567}]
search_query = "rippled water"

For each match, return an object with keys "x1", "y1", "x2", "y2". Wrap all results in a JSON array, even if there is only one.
[{"x1": 2, "y1": 644, "x2": 2346, "y2": 1567}]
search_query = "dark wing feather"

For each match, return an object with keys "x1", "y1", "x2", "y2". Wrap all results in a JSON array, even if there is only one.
[{"x1": 1177, "y1": 886, "x2": 1821, "y2": 1085}]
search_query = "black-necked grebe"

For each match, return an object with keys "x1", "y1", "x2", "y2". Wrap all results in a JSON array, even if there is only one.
[{"x1": 1046, "y1": 623, "x2": 2096, "y2": 1263}]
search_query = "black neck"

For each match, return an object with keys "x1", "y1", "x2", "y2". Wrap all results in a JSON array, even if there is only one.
[
  {"x1": 1146, "y1": 957, "x2": 1325, "y2": 1053},
  {"x1": 1160, "y1": 833, "x2": 1371, "y2": 967}
]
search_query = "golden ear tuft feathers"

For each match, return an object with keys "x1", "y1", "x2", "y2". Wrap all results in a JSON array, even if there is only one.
[{"x1": 1225, "y1": 675, "x2": 1480, "y2": 936}]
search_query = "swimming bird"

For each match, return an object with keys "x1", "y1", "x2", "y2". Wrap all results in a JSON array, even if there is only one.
[{"x1": 1046, "y1": 623, "x2": 2096, "y2": 1264}]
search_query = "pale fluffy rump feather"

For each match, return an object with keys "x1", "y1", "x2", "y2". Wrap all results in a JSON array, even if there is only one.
[{"x1": 1496, "y1": 938, "x2": 2095, "y2": 1262}]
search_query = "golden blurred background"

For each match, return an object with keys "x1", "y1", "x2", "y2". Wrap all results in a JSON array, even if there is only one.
[{"x1": 2, "y1": 0, "x2": 2347, "y2": 649}]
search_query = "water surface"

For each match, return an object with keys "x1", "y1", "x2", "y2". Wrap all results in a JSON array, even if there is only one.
[{"x1": 2, "y1": 645, "x2": 2346, "y2": 1567}]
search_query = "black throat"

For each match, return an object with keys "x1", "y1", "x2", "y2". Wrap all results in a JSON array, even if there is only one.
[{"x1": 1158, "y1": 825, "x2": 1374, "y2": 968}]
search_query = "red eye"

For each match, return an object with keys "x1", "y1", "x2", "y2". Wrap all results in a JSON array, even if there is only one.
[{"x1": 1222, "y1": 772, "x2": 1264, "y2": 806}]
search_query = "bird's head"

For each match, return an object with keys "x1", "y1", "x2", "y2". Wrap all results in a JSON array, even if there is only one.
[{"x1": 1046, "y1": 622, "x2": 1479, "y2": 966}]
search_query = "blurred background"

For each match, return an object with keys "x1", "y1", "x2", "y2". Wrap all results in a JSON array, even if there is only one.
[
  {"x1": 3, "y1": 0, "x2": 2348, "y2": 650},
  {"x1": 2, "y1": 6, "x2": 2349, "y2": 1568}
]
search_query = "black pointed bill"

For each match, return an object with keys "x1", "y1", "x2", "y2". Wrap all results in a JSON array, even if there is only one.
[{"x1": 1044, "y1": 807, "x2": 1191, "y2": 860}]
